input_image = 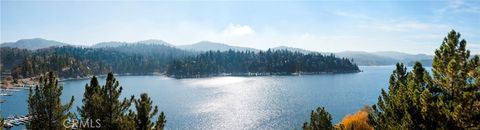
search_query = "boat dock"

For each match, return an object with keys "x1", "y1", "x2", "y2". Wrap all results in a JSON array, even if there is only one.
[{"x1": 2, "y1": 115, "x2": 32, "y2": 129}]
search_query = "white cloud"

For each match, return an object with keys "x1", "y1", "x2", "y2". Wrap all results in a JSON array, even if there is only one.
[{"x1": 222, "y1": 24, "x2": 256, "y2": 37}]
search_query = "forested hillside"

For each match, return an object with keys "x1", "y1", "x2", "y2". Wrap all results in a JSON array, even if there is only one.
[
  {"x1": 1, "y1": 44, "x2": 193, "y2": 79},
  {"x1": 1, "y1": 45, "x2": 359, "y2": 79},
  {"x1": 167, "y1": 49, "x2": 359, "y2": 78}
]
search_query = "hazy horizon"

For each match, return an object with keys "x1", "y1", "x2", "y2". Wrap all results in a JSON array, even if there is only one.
[
  {"x1": 1, "y1": 1, "x2": 479, "y2": 54},
  {"x1": 0, "y1": 37, "x2": 445, "y2": 55}
]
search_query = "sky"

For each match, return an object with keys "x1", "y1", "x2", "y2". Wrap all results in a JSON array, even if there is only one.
[{"x1": 1, "y1": 0, "x2": 479, "y2": 54}]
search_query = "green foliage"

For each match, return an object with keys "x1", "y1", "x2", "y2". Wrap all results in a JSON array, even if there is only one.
[
  {"x1": 0, "y1": 47, "x2": 31, "y2": 71},
  {"x1": 2, "y1": 45, "x2": 358, "y2": 79},
  {"x1": 98, "y1": 73, "x2": 135, "y2": 129},
  {"x1": 134, "y1": 93, "x2": 158, "y2": 130},
  {"x1": 303, "y1": 107, "x2": 334, "y2": 130},
  {"x1": 77, "y1": 76, "x2": 103, "y2": 129},
  {"x1": 430, "y1": 30, "x2": 480, "y2": 128},
  {"x1": 369, "y1": 30, "x2": 480, "y2": 129},
  {"x1": 167, "y1": 49, "x2": 359, "y2": 78},
  {"x1": 155, "y1": 112, "x2": 167, "y2": 130},
  {"x1": 27, "y1": 72, "x2": 74, "y2": 130},
  {"x1": 1, "y1": 44, "x2": 192, "y2": 79},
  {"x1": 79, "y1": 73, "x2": 167, "y2": 130}
]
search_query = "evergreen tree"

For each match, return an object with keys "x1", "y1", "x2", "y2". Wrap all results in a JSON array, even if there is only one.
[
  {"x1": 78, "y1": 73, "x2": 168, "y2": 130},
  {"x1": 134, "y1": 93, "x2": 158, "y2": 130},
  {"x1": 77, "y1": 76, "x2": 103, "y2": 129},
  {"x1": 303, "y1": 107, "x2": 334, "y2": 130},
  {"x1": 27, "y1": 72, "x2": 74, "y2": 130},
  {"x1": 430, "y1": 30, "x2": 480, "y2": 128},
  {"x1": 369, "y1": 30, "x2": 480, "y2": 129},
  {"x1": 155, "y1": 112, "x2": 167, "y2": 130},
  {"x1": 99, "y1": 73, "x2": 135, "y2": 130},
  {"x1": 369, "y1": 63, "x2": 432, "y2": 129}
]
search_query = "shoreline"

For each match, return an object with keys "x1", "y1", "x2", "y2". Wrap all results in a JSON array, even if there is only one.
[
  {"x1": 1, "y1": 70, "x2": 363, "y2": 87},
  {"x1": 0, "y1": 77, "x2": 39, "y2": 89},
  {"x1": 167, "y1": 70, "x2": 362, "y2": 79}
]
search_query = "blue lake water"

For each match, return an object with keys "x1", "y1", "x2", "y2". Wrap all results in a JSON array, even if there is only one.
[{"x1": 1, "y1": 66, "x2": 410, "y2": 129}]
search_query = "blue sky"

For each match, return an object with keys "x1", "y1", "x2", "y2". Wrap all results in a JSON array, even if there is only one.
[{"x1": 1, "y1": 0, "x2": 479, "y2": 54}]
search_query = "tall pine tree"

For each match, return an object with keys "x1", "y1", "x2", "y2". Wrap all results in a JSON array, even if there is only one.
[
  {"x1": 77, "y1": 76, "x2": 103, "y2": 129},
  {"x1": 430, "y1": 30, "x2": 480, "y2": 128},
  {"x1": 134, "y1": 93, "x2": 158, "y2": 130},
  {"x1": 99, "y1": 73, "x2": 135, "y2": 130},
  {"x1": 27, "y1": 72, "x2": 74, "y2": 130},
  {"x1": 369, "y1": 30, "x2": 480, "y2": 129}
]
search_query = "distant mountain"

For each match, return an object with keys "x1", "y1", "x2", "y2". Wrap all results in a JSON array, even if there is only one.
[
  {"x1": 373, "y1": 51, "x2": 433, "y2": 62},
  {"x1": 271, "y1": 46, "x2": 316, "y2": 54},
  {"x1": 135, "y1": 39, "x2": 174, "y2": 46},
  {"x1": 334, "y1": 51, "x2": 434, "y2": 66},
  {"x1": 0, "y1": 38, "x2": 68, "y2": 50},
  {"x1": 177, "y1": 41, "x2": 260, "y2": 52},
  {"x1": 91, "y1": 41, "x2": 129, "y2": 48},
  {"x1": 1, "y1": 38, "x2": 436, "y2": 66},
  {"x1": 102, "y1": 43, "x2": 195, "y2": 57},
  {"x1": 407, "y1": 59, "x2": 433, "y2": 66},
  {"x1": 335, "y1": 51, "x2": 398, "y2": 66},
  {"x1": 266, "y1": 47, "x2": 433, "y2": 66},
  {"x1": 92, "y1": 40, "x2": 173, "y2": 48}
]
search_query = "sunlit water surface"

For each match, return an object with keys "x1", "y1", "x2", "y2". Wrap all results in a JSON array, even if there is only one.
[{"x1": 2, "y1": 66, "x2": 416, "y2": 129}]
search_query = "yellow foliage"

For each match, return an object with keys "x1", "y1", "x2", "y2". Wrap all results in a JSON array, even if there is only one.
[{"x1": 336, "y1": 106, "x2": 374, "y2": 130}]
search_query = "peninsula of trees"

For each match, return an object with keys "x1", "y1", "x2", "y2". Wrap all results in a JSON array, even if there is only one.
[{"x1": 167, "y1": 50, "x2": 359, "y2": 78}]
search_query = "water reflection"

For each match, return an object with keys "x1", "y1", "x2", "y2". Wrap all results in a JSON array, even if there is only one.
[
  {"x1": 182, "y1": 77, "x2": 279, "y2": 129},
  {"x1": 1, "y1": 66, "x2": 401, "y2": 130}
]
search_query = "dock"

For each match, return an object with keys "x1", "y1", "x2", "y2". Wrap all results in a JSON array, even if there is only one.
[{"x1": 2, "y1": 115, "x2": 32, "y2": 129}]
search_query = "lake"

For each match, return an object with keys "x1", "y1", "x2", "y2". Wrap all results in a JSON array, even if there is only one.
[{"x1": 1, "y1": 66, "x2": 405, "y2": 130}]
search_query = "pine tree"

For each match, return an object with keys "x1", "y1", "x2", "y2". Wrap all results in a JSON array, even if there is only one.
[
  {"x1": 369, "y1": 63, "x2": 415, "y2": 129},
  {"x1": 134, "y1": 93, "x2": 158, "y2": 130},
  {"x1": 78, "y1": 76, "x2": 103, "y2": 129},
  {"x1": 99, "y1": 73, "x2": 134, "y2": 130},
  {"x1": 303, "y1": 107, "x2": 334, "y2": 130},
  {"x1": 155, "y1": 112, "x2": 167, "y2": 130},
  {"x1": 431, "y1": 30, "x2": 480, "y2": 128},
  {"x1": 27, "y1": 72, "x2": 74, "y2": 130},
  {"x1": 369, "y1": 30, "x2": 480, "y2": 129}
]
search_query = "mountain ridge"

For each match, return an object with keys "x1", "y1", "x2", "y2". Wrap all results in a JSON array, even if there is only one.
[
  {"x1": 0, "y1": 38, "x2": 68, "y2": 50},
  {"x1": 177, "y1": 41, "x2": 260, "y2": 52},
  {"x1": 2, "y1": 38, "x2": 435, "y2": 66}
]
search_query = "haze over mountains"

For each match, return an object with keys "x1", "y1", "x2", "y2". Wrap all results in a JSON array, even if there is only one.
[
  {"x1": 1, "y1": 38, "x2": 435, "y2": 66},
  {"x1": 0, "y1": 38, "x2": 68, "y2": 50}
]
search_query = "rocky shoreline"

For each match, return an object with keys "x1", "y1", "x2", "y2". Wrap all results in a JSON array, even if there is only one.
[{"x1": 1, "y1": 77, "x2": 39, "y2": 89}]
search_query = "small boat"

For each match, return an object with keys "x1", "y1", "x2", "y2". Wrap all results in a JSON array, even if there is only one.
[
  {"x1": 4, "y1": 122, "x2": 13, "y2": 128},
  {"x1": 5, "y1": 89, "x2": 21, "y2": 92},
  {"x1": 0, "y1": 91, "x2": 13, "y2": 96}
]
